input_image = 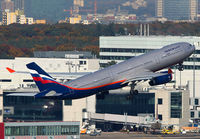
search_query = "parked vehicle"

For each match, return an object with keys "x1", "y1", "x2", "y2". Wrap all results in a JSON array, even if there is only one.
[
  {"x1": 162, "y1": 125, "x2": 179, "y2": 135},
  {"x1": 162, "y1": 129, "x2": 179, "y2": 135},
  {"x1": 181, "y1": 127, "x2": 199, "y2": 133},
  {"x1": 95, "y1": 128, "x2": 102, "y2": 135},
  {"x1": 90, "y1": 131, "x2": 98, "y2": 136},
  {"x1": 80, "y1": 128, "x2": 87, "y2": 134}
]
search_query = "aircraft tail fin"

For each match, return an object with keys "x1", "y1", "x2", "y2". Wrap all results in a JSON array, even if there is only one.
[
  {"x1": 26, "y1": 62, "x2": 53, "y2": 78},
  {"x1": 26, "y1": 62, "x2": 56, "y2": 92}
]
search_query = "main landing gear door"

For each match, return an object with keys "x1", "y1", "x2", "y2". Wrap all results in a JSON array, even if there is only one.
[{"x1": 69, "y1": 88, "x2": 75, "y2": 95}]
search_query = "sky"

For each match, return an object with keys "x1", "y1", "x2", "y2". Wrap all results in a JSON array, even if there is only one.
[{"x1": 24, "y1": 0, "x2": 72, "y2": 23}]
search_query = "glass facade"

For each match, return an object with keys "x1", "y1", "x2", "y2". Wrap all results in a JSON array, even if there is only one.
[
  {"x1": 163, "y1": 0, "x2": 190, "y2": 20},
  {"x1": 191, "y1": 111, "x2": 194, "y2": 118},
  {"x1": 3, "y1": 92, "x2": 63, "y2": 122},
  {"x1": 64, "y1": 99, "x2": 72, "y2": 106},
  {"x1": 158, "y1": 114, "x2": 162, "y2": 120},
  {"x1": 195, "y1": 99, "x2": 199, "y2": 105},
  {"x1": 100, "y1": 48, "x2": 152, "y2": 53},
  {"x1": 170, "y1": 92, "x2": 182, "y2": 118},
  {"x1": 96, "y1": 93, "x2": 155, "y2": 116},
  {"x1": 5, "y1": 125, "x2": 79, "y2": 136}
]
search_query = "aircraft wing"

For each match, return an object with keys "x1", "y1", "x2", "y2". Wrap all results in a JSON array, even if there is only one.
[{"x1": 121, "y1": 70, "x2": 169, "y2": 84}]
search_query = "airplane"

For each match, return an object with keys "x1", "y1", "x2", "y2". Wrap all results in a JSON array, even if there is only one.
[{"x1": 7, "y1": 42, "x2": 195, "y2": 99}]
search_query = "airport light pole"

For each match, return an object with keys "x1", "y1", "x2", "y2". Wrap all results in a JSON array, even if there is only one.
[
  {"x1": 174, "y1": 66, "x2": 176, "y2": 89},
  {"x1": 124, "y1": 112, "x2": 127, "y2": 130},
  {"x1": 180, "y1": 70, "x2": 181, "y2": 90},
  {"x1": 193, "y1": 54, "x2": 196, "y2": 98},
  {"x1": 66, "y1": 61, "x2": 72, "y2": 73}
]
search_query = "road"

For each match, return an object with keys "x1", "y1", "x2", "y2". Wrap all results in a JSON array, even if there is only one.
[{"x1": 81, "y1": 132, "x2": 200, "y2": 139}]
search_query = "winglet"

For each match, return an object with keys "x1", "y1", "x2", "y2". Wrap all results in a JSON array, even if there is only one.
[
  {"x1": 168, "y1": 68, "x2": 173, "y2": 74},
  {"x1": 6, "y1": 67, "x2": 15, "y2": 73}
]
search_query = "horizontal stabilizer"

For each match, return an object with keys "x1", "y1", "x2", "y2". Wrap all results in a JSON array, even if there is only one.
[
  {"x1": 6, "y1": 67, "x2": 90, "y2": 77},
  {"x1": 6, "y1": 93, "x2": 38, "y2": 97},
  {"x1": 6, "y1": 67, "x2": 15, "y2": 73}
]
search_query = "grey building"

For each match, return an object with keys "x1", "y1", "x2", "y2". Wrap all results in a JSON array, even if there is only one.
[
  {"x1": 13, "y1": 0, "x2": 24, "y2": 11},
  {"x1": 1, "y1": 0, "x2": 14, "y2": 12},
  {"x1": 156, "y1": 0, "x2": 198, "y2": 21},
  {"x1": 34, "y1": 51, "x2": 96, "y2": 59}
]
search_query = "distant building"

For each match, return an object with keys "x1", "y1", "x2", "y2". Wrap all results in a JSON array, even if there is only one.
[
  {"x1": 156, "y1": 0, "x2": 198, "y2": 21},
  {"x1": 156, "y1": 0, "x2": 163, "y2": 17},
  {"x1": 16, "y1": 14, "x2": 26, "y2": 24},
  {"x1": 74, "y1": 0, "x2": 84, "y2": 7},
  {"x1": 69, "y1": 15, "x2": 82, "y2": 24},
  {"x1": 2, "y1": 9, "x2": 16, "y2": 25},
  {"x1": 34, "y1": 19, "x2": 46, "y2": 24},
  {"x1": 1, "y1": 0, "x2": 14, "y2": 12},
  {"x1": 190, "y1": 0, "x2": 198, "y2": 20},
  {"x1": 82, "y1": 20, "x2": 89, "y2": 25},
  {"x1": 2, "y1": 9, "x2": 35, "y2": 25},
  {"x1": 13, "y1": 0, "x2": 24, "y2": 11},
  {"x1": 26, "y1": 17, "x2": 34, "y2": 24},
  {"x1": 86, "y1": 13, "x2": 137, "y2": 24}
]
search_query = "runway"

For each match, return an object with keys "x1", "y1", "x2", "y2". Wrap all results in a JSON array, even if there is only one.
[{"x1": 81, "y1": 132, "x2": 200, "y2": 139}]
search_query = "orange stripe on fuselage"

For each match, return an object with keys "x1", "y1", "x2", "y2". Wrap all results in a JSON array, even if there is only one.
[
  {"x1": 66, "y1": 79, "x2": 126, "y2": 90},
  {"x1": 33, "y1": 76, "x2": 126, "y2": 91}
]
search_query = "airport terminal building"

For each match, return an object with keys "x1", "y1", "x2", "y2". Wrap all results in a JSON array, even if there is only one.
[
  {"x1": 0, "y1": 121, "x2": 80, "y2": 139},
  {"x1": 0, "y1": 87, "x2": 190, "y2": 132}
]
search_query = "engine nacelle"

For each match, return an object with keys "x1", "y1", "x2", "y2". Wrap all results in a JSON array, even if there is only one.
[{"x1": 149, "y1": 74, "x2": 172, "y2": 86}]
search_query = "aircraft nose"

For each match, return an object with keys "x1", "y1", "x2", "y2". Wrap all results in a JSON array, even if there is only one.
[
  {"x1": 190, "y1": 44, "x2": 195, "y2": 52},
  {"x1": 186, "y1": 43, "x2": 195, "y2": 53}
]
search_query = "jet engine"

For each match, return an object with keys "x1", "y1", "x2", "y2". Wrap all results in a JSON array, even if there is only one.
[{"x1": 149, "y1": 69, "x2": 173, "y2": 86}]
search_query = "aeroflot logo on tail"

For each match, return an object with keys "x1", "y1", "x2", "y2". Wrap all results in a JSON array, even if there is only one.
[{"x1": 164, "y1": 45, "x2": 180, "y2": 53}]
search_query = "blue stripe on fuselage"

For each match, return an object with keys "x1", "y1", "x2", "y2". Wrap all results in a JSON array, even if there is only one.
[{"x1": 35, "y1": 80, "x2": 127, "y2": 99}]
